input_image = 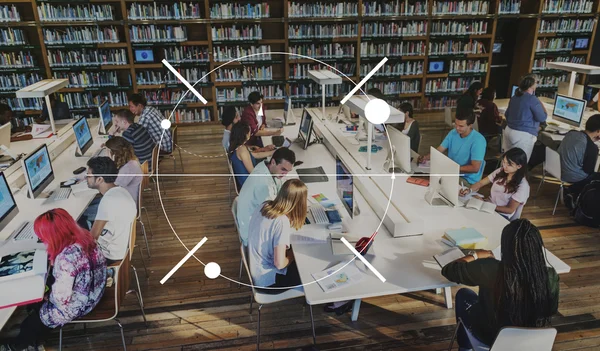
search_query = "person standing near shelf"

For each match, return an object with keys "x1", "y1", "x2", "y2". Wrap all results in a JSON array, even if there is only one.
[
  {"x1": 128, "y1": 93, "x2": 173, "y2": 154},
  {"x1": 456, "y1": 81, "x2": 484, "y2": 120},
  {"x1": 503, "y1": 74, "x2": 548, "y2": 161},
  {"x1": 241, "y1": 91, "x2": 283, "y2": 148}
]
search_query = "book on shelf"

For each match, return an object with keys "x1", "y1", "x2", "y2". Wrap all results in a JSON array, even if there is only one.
[
  {"x1": 43, "y1": 27, "x2": 120, "y2": 45},
  {"x1": 430, "y1": 21, "x2": 488, "y2": 36},
  {"x1": 432, "y1": 0, "x2": 489, "y2": 15},
  {"x1": 426, "y1": 96, "x2": 458, "y2": 110},
  {"x1": 463, "y1": 197, "x2": 497, "y2": 214},
  {"x1": 426, "y1": 77, "x2": 478, "y2": 93},
  {"x1": 360, "y1": 41, "x2": 426, "y2": 57},
  {"x1": 428, "y1": 40, "x2": 486, "y2": 55},
  {"x1": 442, "y1": 227, "x2": 487, "y2": 249},
  {"x1": 48, "y1": 48, "x2": 128, "y2": 67},
  {"x1": 498, "y1": 0, "x2": 521, "y2": 14},
  {"x1": 0, "y1": 249, "x2": 48, "y2": 309},
  {"x1": 448, "y1": 59, "x2": 488, "y2": 74},
  {"x1": 0, "y1": 51, "x2": 35, "y2": 68},
  {"x1": 289, "y1": 1, "x2": 357, "y2": 17},
  {"x1": 0, "y1": 73, "x2": 43, "y2": 92},
  {"x1": 130, "y1": 25, "x2": 187, "y2": 43},
  {"x1": 37, "y1": 3, "x2": 114, "y2": 22},
  {"x1": 210, "y1": 2, "x2": 269, "y2": 19},
  {"x1": 215, "y1": 66, "x2": 273, "y2": 82},
  {"x1": 164, "y1": 46, "x2": 209, "y2": 64},
  {"x1": 542, "y1": 0, "x2": 593, "y2": 14},
  {"x1": 211, "y1": 24, "x2": 262, "y2": 41},
  {"x1": 361, "y1": 21, "x2": 427, "y2": 37},
  {"x1": 136, "y1": 68, "x2": 208, "y2": 86},
  {"x1": 212, "y1": 45, "x2": 272, "y2": 62},
  {"x1": 433, "y1": 246, "x2": 465, "y2": 268},
  {"x1": 536, "y1": 38, "x2": 575, "y2": 52},
  {"x1": 291, "y1": 63, "x2": 356, "y2": 79},
  {"x1": 367, "y1": 81, "x2": 421, "y2": 95},
  {"x1": 129, "y1": 2, "x2": 201, "y2": 20},
  {"x1": 53, "y1": 71, "x2": 121, "y2": 88},
  {"x1": 0, "y1": 28, "x2": 26, "y2": 46},
  {"x1": 289, "y1": 43, "x2": 355, "y2": 59},
  {"x1": 288, "y1": 24, "x2": 358, "y2": 39},
  {"x1": 143, "y1": 89, "x2": 207, "y2": 105},
  {"x1": 0, "y1": 4, "x2": 20, "y2": 22},
  {"x1": 216, "y1": 85, "x2": 284, "y2": 102},
  {"x1": 163, "y1": 108, "x2": 211, "y2": 124},
  {"x1": 532, "y1": 56, "x2": 585, "y2": 71},
  {"x1": 362, "y1": 0, "x2": 429, "y2": 16},
  {"x1": 539, "y1": 19, "x2": 594, "y2": 34}
]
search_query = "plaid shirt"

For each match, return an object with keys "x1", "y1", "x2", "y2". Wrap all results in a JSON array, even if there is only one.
[{"x1": 139, "y1": 105, "x2": 173, "y2": 153}]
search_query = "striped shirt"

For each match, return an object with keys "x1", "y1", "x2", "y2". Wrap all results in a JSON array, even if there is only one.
[
  {"x1": 122, "y1": 123, "x2": 155, "y2": 169},
  {"x1": 139, "y1": 105, "x2": 173, "y2": 153}
]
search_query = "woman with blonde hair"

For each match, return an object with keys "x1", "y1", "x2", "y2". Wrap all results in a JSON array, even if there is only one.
[
  {"x1": 105, "y1": 136, "x2": 143, "y2": 206},
  {"x1": 247, "y1": 179, "x2": 307, "y2": 288}
]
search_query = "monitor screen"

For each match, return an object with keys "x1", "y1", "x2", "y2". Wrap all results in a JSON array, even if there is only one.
[
  {"x1": 428, "y1": 60, "x2": 444, "y2": 73},
  {"x1": 134, "y1": 49, "x2": 154, "y2": 63},
  {"x1": 493, "y1": 43, "x2": 502, "y2": 53},
  {"x1": 336, "y1": 156, "x2": 353, "y2": 219},
  {"x1": 73, "y1": 117, "x2": 92, "y2": 154},
  {"x1": 553, "y1": 94, "x2": 586, "y2": 127},
  {"x1": 0, "y1": 172, "x2": 18, "y2": 231},
  {"x1": 23, "y1": 144, "x2": 53, "y2": 197},
  {"x1": 575, "y1": 38, "x2": 589, "y2": 50},
  {"x1": 511, "y1": 85, "x2": 519, "y2": 97},
  {"x1": 99, "y1": 101, "x2": 112, "y2": 131},
  {"x1": 299, "y1": 108, "x2": 314, "y2": 149}
]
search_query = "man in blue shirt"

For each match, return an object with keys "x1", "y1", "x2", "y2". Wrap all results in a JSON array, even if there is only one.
[{"x1": 420, "y1": 111, "x2": 487, "y2": 185}]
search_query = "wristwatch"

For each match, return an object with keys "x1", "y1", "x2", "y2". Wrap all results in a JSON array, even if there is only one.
[{"x1": 468, "y1": 251, "x2": 478, "y2": 260}]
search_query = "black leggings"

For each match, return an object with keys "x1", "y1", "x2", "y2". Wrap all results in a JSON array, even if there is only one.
[
  {"x1": 269, "y1": 261, "x2": 302, "y2": 289},
  {"x1": 13, "y1": 304, "x2": 53, "y2": 348}
]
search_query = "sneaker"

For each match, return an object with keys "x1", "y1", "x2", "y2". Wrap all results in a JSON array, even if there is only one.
[{"x1": 565, "y1": 193, "x2": 575, "y2": 210}]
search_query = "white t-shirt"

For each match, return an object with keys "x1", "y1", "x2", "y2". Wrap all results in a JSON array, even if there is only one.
[
  {"x1": 487, "y1": 168, "x2": 530, "y2": 216},
  {"x1": 96, "y1": 187, "x2": 137, "y2": 260},
  {"x1": 257, "y1": 106, "x2": 264, "y2": 129},
  {"x1": 593, "y1": 92, "x2": 599, "y2": 103}
]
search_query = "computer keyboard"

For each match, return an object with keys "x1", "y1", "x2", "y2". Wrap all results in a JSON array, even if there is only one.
[
  {"x1": 13, "y1": 221, "x2": 35, "y2": 241},
  {"x1": 45, "y1": 187, "x2": 71, "y2": 203},
  {"x1": 310, "y1": 205, "x2": 329, "y2": 225}
]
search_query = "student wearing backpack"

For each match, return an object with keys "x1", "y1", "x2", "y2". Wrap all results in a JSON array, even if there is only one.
[{"x1": 558, "y1": 114, "x2": 600, "y2": 208}]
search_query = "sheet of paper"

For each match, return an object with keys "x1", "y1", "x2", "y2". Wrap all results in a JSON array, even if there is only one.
[
  {"x1": 292, "y1": 234, "x2": 328, "y2": 244},
  {"x1": 312, "y1": 260, "x2": 364, "y2": 293},
  {"x1": 434, "y1": 247, "x2": 465, "y2": 268}
]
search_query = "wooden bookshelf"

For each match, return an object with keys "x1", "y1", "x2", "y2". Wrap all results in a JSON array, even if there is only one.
[{"x1": 1, "y1": 0, "x2": 599, "y2": 124}]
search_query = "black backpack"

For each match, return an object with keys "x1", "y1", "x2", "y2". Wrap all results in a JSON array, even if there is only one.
[{"x1": 572, "y1": 180, "x2": 600, "y2": 228}]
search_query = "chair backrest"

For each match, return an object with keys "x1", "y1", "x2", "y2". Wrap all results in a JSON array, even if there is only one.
[
  {"x1": 129, "y1": 220, "x2": 136, "y2": 260},
  {"x1": 240, "y1": 244, "x2": 258, "y2": 298},
  {"x1": 139, "y1": 161, "x2": 149, "y2": 210},
  {"x1": 150, "y1": 145, "x2": 160, "y2": 174},
  {"x1": 444, "y1": 107, "x2": 453, "y2": 127},
  {"x1": 490, "y1": 327, "x2": 557, "y2": 351},
  {"x1": 171, "y1": 125, "x2": 179, "y2": 146},
  {"x1": 509, "y1": 203, "x2": 525, "y2": 221},
  {"x1": 227, "y1": 149, "x2": 240, "y2": 194},
  {"x1": 544, "y1": 147, "x2": 562, "y2": 181}
]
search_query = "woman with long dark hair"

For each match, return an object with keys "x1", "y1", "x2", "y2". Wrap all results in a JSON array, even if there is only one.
[
  {"x1": 477, "y1": 87, "x2": 502, "y2": 137},
  {"x1": 229, "y1": 121, "x2": 274, "y2": 188},
  {"x1": 442, "y1": 219, "x2": 559, "y2": 348},
  {"x1": 460, "y1": 147, "x2": 530, "y2": 218},
  {"x1": 456, "y1": 81, "x2": 484, "y2": 119}
]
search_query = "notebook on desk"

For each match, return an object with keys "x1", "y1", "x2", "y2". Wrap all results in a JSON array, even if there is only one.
[
  {"x1": 0, "y1": 249, "x2": 47, "y2": 309},
  {"x1": 296, "y1": 166, "x2": 328, "y2": 183}
]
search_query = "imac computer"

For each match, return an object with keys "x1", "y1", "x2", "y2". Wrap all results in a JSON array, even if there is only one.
[
  {"x1": 511, "y1": 85, "x2": 519, "y2": 97},
  {"x1": 336, "y1": 155, "x2": 355, "y2": 218},
  {"x1": 298, "y1": 108, "x2": 314, "y2": 149},
  {"x1": 0, "y1": 122, "x2": 17, "y2": 161},
  {"x1": 425, "y1": 147, "x2": 460, "y2": 207},
  {"x1": 384, "y1": 125, "x2": 421, "y2": 174},
  {"x1": 283, "y1": 95, "x2": 296, "y2": 125},
  {"x1": 22, "y1": 144, "x2": 55, "y2": 199},
  {"x1": 73, "y1": 117, "x2": 93, "y2": 156},
  {"x1": 97, "y1": 100, "x2": 112, "y2": 134},
  {"x1": 0, "y1": 171, "x2": 19, "y2": 231},
  {"x1": 553, "y1": 94, "x2": 586, "y2": 128}
]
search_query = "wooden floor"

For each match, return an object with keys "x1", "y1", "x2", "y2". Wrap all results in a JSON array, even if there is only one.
[{"x1": 3, "y1": 125, "x2": 600, "y2": 351}]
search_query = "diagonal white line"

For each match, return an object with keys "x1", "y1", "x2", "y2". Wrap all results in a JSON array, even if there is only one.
[
  {"x1": 160, "y1": 237, "x2": 208, "y2": 284},
  {"x1": 340, "y1": 57, "x2": 388, "y2": 105},
  {"x1": 162, "y1": 59, "x2": 208, "y2": 104},
  {"x1": 340, "y1": 237, "x2": 386, "y2": 282}
]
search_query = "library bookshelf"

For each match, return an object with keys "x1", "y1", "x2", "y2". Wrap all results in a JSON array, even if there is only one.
[{"x1": 0, "y1": 0, "x2": 598, "y2": 126}]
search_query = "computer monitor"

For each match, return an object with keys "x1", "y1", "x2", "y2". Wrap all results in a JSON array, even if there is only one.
[
  {"x1": 0, "y1": 122, "x2": 11, "y2": 150},
  {"x1": 134, "y1": 48, "x2": 154, "y2": 63},
  {"x1": 511, "y1": 85, "x2": 519, "y2": 97},
  {"x1": 493, "y1": 42, "x2": 502, "y2": 53},
  {"x1": 298, "y1": 108, "x2": 314, "y2": 149},
  {"x1": 427, "y1": 147, "x2": 460, "y2": 207},
  {"x1": 0, "y1": 171, "x2": 18, "y2": 231},
  {"x1": 386, "y1": 125, "x2": 412, "y2": 173},
  {"x1": 575, "y1": 38, "x2": 589, "y2": 50},
  {"x1": 336, "y1": 156, "x2": 354, "y2": 219},
  {"x1": 22, "y1": 144, "x2": 54, "y2": 199},
  {"x1": 73, "y1": 117, "x2": 93, "y2": 156},
  {"x1": 98, "y1": 100, "x2": 112, "y2": 134},
  {"x1": 553, "y1": 94, "x2": 586, "y2": 128},
  {"x1": 428, "y1": 60, "x2": 444, "y2": 73}
]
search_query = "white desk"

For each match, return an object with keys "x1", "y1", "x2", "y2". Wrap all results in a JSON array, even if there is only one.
[{"x1": 16, "y1": 79, "x2": 69, "y2": 135}]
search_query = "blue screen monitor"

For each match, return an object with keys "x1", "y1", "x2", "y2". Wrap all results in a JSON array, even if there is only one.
[
  {"x1": 336, "y1": 156, "x2": 354, "y2": 218},
  {"x1": 553, "y1": 94, "x2": 586, "y2": 127},
  {"x1": 298, "y1": 108, "x2": 314, "y2": 149},
  {"x1": 511, "y1": 85, "x2": 519, "y2": 97},
  {"x1": 0, "y1": 172, "x2": 18, "y2": 231},
  {"x1": 98, "y1": 100, "x2": 112, "y2": 134},
  {"x1": 134, "y1": 49, "x2": 154, "y2": 63},
  {"x1": 428, "y1": 60, "x2": 444, "y2": 73},
  {"x1": 22, "y1": 144, "x2": 54, "y2": 198},
  {"x1": 493, "y1": 43, "x2": 502, "y2": 53},
  {"x1": 575, "y1": 38, "x2": 589, "y2": 50},
  {"x1": 73, "y1": 117, "x2": 93, "y2": 155}
]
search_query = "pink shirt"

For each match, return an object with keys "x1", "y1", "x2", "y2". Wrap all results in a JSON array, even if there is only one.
[{"x1": 487, "y1": 168, "x2": 530, "y2": 216}]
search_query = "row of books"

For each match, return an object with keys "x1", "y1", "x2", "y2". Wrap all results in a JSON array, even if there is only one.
[
  {"x1": 48, "y1": 49, "x2": 128, "y2": 67},
  {"x1": 498, "y1": 0, "x2": 521, "y2": 14},
  {"x1": 129, "y1": 2, "x2": 201, "y2": 20},
  {"x1": 536, "y1": 38, "x2": 576, "y2": 52},
  {"x1": 449, "y1": 59, "x2": 488, "y2": 73},
  {"x1": 43, "y1": 27, "x2": 120, "y2": 45},
  {"x1": 143, "y1": 89, "x2": 207, "y2": 105},
  {"x1": 165, "y1": 46, "x2": 210, "y2": 63},
  {"x1": 0, "y1": 5, "x2": 19, "y2": 22},
  {"x1": 288, "y1": 24, "x2": 358, "y2": 39},
  {"x1": 162, "y1": 108, "x2": 211, "y2": 124},
  {"x1": 210, "y1": 3, "x2": 269, "y2": 19},
  {"x1": 289, "y1": 43, "x2": 355, "y2": 58},
  {"x1": 542, "y1": 0, "x2": 593, "y2": 13},
  {"x1": 57, "y1": 91, "x2": 128, "y2": 109},
  {"x1": 432, "y1": 1, "x2": 489, "y2": 14},
  {"x1": 216, "y1": 86, "x2": 285, "y2": 102},
  {"x1": 37, "y1": 4, "x2": 114, "y2": 22},
  {"x1": 538, "y1": 75, "x2": 568, "y2": 87},
  {"x1": 367, "y1": 81, "x2": 421, "y2": 94},
  {"x1": 212, "y1": 45, "x2": 272, "y2": 62},
  {"x1": 361, "y1": 21, "x2": 427, "y2": 37},
  {"x1": 292, "y1": 101, "x2": 337, "y2": 109},
  {"x1": 360, "y1": 42, "x2": 426, "y2": 57},
  {"x1": 288, "y1": 2, "x2": 358, "y2": 17},
  {"x1": 426, "y1": 96, "x2": 457, "y2": 110},
  {"x1": 429, "y1": 40, "x2": 486, "y2": 55},
  {"x1": 430, "y1": 21, "x2": 488, "y2": 35},
  {"x1": 136, "y1": 69, "x2": 207, "y2": 86},
  {"x1": 362, "y1": 1, "x2": 428, "y2": 16},
  {"x1": 360, "y1": 61, "x2": 424, "y2": 76},
  {"x1": 212, "y1": 24, "x2": 262, "y2": 41},
  {"x1": 4, "y1": 97, "x2": 42, "y2": 111},
  {"x1": 52, "y1": 71, "x2": 124, "y2": 88},
  {"x1": 0, "y1": 51, "x2": 35, "y2": 68},
  {"x1": 130, "y1": 25, "x2": 187, "y2": 43},
  {"x1": 10, "y1": 116, "x2": 36, "y2": 127},
  {"x1": 215, "y1": 66, "x2": 273, "y2": 81},
  {"x1": 532, "y1": 56, "x2": 585, "y2": 70},
  {"x1": 0, "y1": 28, "x2": 27, "y2": 46},
  {"x1": 289, "y1": 83, "x2": 346, "y2": 98},
  {"x1": 425, "y1": 77, "x2": 478, "y2": 93},
  {"x1": 539, "y1": 18, "x2": 595, "y2": 33},
  {"x1": 389, "y1": 98, "x2": 422, "y2": 109},
  {"x1": 0, "y1": 73, "x2": 43, "y2": 91},
  {"x1": 289, "y1": 63, "x2": 356, "y2": 78}
]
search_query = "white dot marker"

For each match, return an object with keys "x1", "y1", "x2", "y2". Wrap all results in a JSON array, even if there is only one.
[
  {"x1": 161, "y1": 119, "x2": 172, "y2": 130},
  {"x1": 391, "y1": 173, "x2": 396, "y2": 180},
  {"x1": 204, "y1": 262, "x2": 221, "y2": 279},
  {"x1": 364, "y1": 98, "x2": 391, "y2": 125}
]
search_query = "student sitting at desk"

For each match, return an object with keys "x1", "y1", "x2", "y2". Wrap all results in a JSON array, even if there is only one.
[
  {"x1": 476, "y1": 87, "x2": 502, "y2": 138},
  {"x1": 237, "y1": 147, "x2": 296, "y2": 246},
  {"x1": 558, "y1": 114, "x2": 600, "y2": 207},
  {"x1": 38, "y1": 94, "x2": 71, "y2": 123},
  {"x1": 460, "y1": 148, "x2": 530, "y2": 219},
  {"x1": 1, "y1": 209, "x2": 106, "y2": 351},
  {"x1": 112, "y1": 109, "x2": 155, "y2": 169},
  {"x1": 0, "y1": 103, "x2": 33, "y2": 142},
  {"x1": 241, "y1": 91, "x2": 283, "y2": 148},
  {"x1": 221, "y1": 106, "x2": 241, "y2": 151},
  {"x1": 456, "y1": 81, "x2": 483, "y2": 120},
  {"x1": 105, "y1": 136, "x2": 143, "y2": 207},
  {"x1": 503, "y1": 74, "x2": 548, "y2": 161},
  {"x1": 419, "y1": 111, "x2": 487, "y2": 186},
  {"x1": 398, "y1": 102, "x2": 420, "y2": 153},
  {"x1": 248, "y1": 179, "x2": 307, "y2": 288},
  {"x1": 128, "y1": 93, "x2": 173, "y2": 153},
  {"x1": 229, "y1": 122, "x2": 276, "y2": 188},
  {"x1": 442, "y1": 219, "x2": 559, "y2": 349}
]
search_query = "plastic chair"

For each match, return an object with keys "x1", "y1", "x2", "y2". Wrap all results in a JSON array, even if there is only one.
[
  {"x1": 167, "y1": 125, "x2": 184, "y2": 173},
  {"x1": 226, "y1": 147, "x2": 240, "y2": 200},
  {"x1": 509, "y1": 203, "x2": 525, "y2": 221},
  {"x1": 137, "y1": 161, "x2": 153, "y2": 258},
  {"x1": 231, "y1": 197, "x2": 245, "y2": 286},
  {"x1": 536, "y1": 147, "x2": 569, "y2": 215},
  {"x1": 145, "y1": 146, "x2": 161, "y2": 217},
  {"x1": 240, "y1": 244, "x2": 316, "y2": 350}
]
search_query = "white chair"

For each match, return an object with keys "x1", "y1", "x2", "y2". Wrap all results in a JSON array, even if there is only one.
[
  {"x1": 509, "y1": 203, "x2": 525, "y2": 221},
  {"x1": 137, "y1": 161, "x2": 153, "y2": 259},
  {"x1": 536, "y1": 147, "x2": 569, "y2": 215},
  {"x1": 226, "y1": 147, "x2": 240, "y2": 203},
  {"x1": 240, "y1": 245, "x2": 316, "y2": 350},
  {"x1": 231, "y1": 197, "x2": 245, "y2": 286}
]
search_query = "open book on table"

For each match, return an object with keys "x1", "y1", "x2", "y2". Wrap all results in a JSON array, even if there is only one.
[{"x1": 464, "y1": 197, "x2": 496, "y2": 214}]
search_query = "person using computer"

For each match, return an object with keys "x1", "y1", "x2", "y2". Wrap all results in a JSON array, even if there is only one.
[
  {"x1": 419, "y1": 111, "x2": 487, "y2": 186},
  {"x1": 112, "y1": 109, "x2": 155, "y2": 169},
  {"x1": 558, "y1": 114, "x2": 600, "y2": 207},
  {"x1": 128, "y1": 93, "x2": 173, "y2": 153},
  {"x1": 105, "y1": 136, "x2": 143, "y2": 207},
  {"x1": 38, "y1": 94, "x2": 71, "y2": 122},
  {"x1": 476, "y1": 87, "x2": 502, "y2": 139},
  {"x1": 0, "y1": 103, "x2": 33, "y2": 142},
  {"x1": 456, "y1": 81, "x2": 484, "y2": 120},
  {"x1": 247, "y1": 179, "x2": 307, "y2": 289},
  {"x1": 241, "y1": 91, "x2": 283, "y2": 148},
  {"x1": 236, "y1": 147, "x2": 296, "y2": 247},
  {"x1": 85, "y1": 157, "x2": 137, "y2": 264},
  {"x1": 229, "y1": 122, "x2": 275, "y2": 188},
  {"x1": 398, "y1": 102, "x2": 420, "y2": 153},
  {"x1": 0, "y1": 209, "x2": 106, "y2": 351},
  {"x1": 503, "y1": 74, "x2": 548, "y2": 161},
  {"x1": 442, "y1": 219, "x2": 559, "y2": 349},
  {"x1": 460, "y1": 148, "x2": 530, "y2": 218},
  {"x1": 221, "y1": 106, "x2": 241, "y2": 151}
]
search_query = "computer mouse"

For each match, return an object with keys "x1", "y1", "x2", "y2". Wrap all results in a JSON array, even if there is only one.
[{"x1": 63, "y1": 179, "x2": 77, "y2": 186}]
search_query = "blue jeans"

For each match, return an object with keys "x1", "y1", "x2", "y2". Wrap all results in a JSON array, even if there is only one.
[{"x1": 455, "y1": 288, "x2": 479, "y2": 349}]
